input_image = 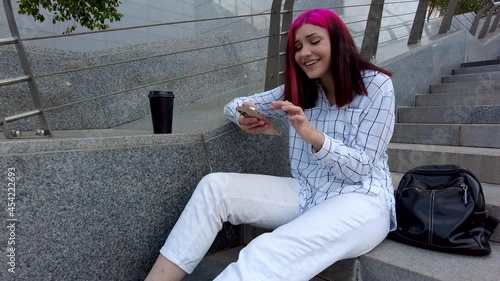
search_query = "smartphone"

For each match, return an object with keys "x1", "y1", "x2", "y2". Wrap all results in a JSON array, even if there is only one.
[{"x1": 236, "y1": 105, "x2": 281, "y2": 136}]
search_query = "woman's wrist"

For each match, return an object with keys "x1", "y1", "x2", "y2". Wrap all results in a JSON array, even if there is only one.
[{"x1": 309, "y1": 130, "x2": 325, "y2": 152}]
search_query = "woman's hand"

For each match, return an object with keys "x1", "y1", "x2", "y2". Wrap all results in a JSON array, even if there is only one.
[
  {"x1": 238, "y1": 102, "x2": 269, "y2": 134},
  {"x1": 271, "y1": 101, "x2": 324, "y2": 151}
]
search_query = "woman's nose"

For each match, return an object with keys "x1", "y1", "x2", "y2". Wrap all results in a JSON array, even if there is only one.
[{"x1": 300, "y1": 46, "x2": 312, "y2": 57}]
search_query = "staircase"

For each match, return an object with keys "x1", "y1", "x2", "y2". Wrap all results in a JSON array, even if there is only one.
[{"x1": 185, "y1": 58, "x2": 500, "y2": 280}]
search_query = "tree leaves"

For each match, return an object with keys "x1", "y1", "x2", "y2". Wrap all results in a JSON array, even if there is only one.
[
  {"x1": 17, "y1": 0, "x2": 123, "y2": 34},
  {"x1": 429, "y1": 0, "x2": 486, "y2": 15}
]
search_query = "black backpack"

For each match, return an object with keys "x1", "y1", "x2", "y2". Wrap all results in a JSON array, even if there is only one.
[{"x1": 389, "y1": 164, "x2": 499, "y2": 256}]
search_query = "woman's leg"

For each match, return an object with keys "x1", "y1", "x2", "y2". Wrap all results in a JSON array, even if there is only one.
[
  {"x1": 145, "y1": 255, "x2": 186, "y2": 281},
  {"x1": 214, "y1": 192, "x2": 391, "y2": 281},
  {"x1": 145, "y1": 172, "x2": 301, "y2": 281}
]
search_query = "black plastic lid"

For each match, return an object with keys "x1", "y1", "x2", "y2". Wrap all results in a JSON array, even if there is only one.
[{"x1": 148, "y1": 91, "x2": 174, "y2": 98}]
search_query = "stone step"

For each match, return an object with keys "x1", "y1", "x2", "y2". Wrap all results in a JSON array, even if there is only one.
[
  {"x1": 387, "y1": 143, "x2": 500, "y2": 184},
  {"x1": 442, "y1": 71, "x2": 500, "y2": 83},
  {"x1": 361, "y1": 239, "x2": 500, "y2": 281},
  {"x1": 415, "y1": 92, "x2": 500, "y2": 107},
  {"x1": 461, "y1": 59, "x2": 500, "y2": 68},
  {"x1": 188, "y1": 239, "x2": 500, "y2": 281},
  {"x1": 430, "y1": 80, "x2": 500, "y2": 94},
  {"x1": 392, "y1": 124, "x2": 500, "y2": 149},
  {"x1": 453, "y1": 64, "x2": 500, "y2": 75},
  {"x1": 398, "y1": 105, "x2": 500, "y2": 124},
  {"x1": 460, "y1": 124, "x2": 500, "y2": 148}
]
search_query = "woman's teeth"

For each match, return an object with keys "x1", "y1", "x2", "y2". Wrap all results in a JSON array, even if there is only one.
[{"x1": 305, "y1": 60, "x2": 319, "y2": 66}]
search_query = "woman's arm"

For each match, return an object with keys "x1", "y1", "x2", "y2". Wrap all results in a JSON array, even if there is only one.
[{"x1": 224, "y1": 85, "x2": 287, "y2": 126}]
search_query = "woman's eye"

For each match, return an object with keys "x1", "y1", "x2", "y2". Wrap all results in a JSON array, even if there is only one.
[
  {"x1": 311, "y1": 40, "x2": 320, "y2": 45},
  {"x1": 295, "y1": 46, "x2": 302, "y2": 51}
]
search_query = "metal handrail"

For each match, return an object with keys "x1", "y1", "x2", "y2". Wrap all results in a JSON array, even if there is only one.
[
  {"x1": 43, "y1": 56, "x2": 272, "y2": 112},
  {"x1": 21, "y1": 11, "x2": 274, "y2": 41},
  {"x1": 34, "y1": 35, "x2": 270, "y2": 79},
  {"x1": 382, "y1": 11, "x2": 418, "y2": 19},
  {"x1": 292, "y1": 0, "x2": 419, "y2": 14}
]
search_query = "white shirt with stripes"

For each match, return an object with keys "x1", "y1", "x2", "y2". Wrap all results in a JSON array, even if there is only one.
[{"x1": 224, "y1": 69, "x2": 397, "y2": 231}]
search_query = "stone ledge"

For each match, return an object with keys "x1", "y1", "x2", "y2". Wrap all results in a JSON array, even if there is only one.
[{"x1": 361, "y1": 239, "x2": 500, "y2": 281}]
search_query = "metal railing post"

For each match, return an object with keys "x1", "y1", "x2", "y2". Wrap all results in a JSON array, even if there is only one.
[
  {"x1": 470, "y1": 5, "x2": 491, "y2": 36},
  {"x1": 490, "y1": 7, "x2": 500, "y2": 33},
  {"x1": 408, "y1": 0, "x2": 429, "y2": 45},
  {"x1": 360, "y1": 0, "x2": 385, "y2": 60},
  {"x1": 265, "y1": 0, "x2": 283, "y2": 91},
  {"x1": 1, "y1": 0, "x2": 53, "y2": 138},
  {"x1": 478, "y1": 5, "x2": 497, "y2": 38},
  {"x1": 278, "y1": 0, "x2": 295, "y2": 86},
  {"x1": 438, "y1": 0, "x2": 458, "y2": 34}
]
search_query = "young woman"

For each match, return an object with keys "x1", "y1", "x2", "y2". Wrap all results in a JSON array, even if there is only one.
[{"x1": 146, "y1": 8, "x2": 396, "y2": 281}]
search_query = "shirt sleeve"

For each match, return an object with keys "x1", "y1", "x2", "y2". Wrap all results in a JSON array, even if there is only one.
[
  {"x1": 224, "y1": 85, "x2": 287, "y2": 126},
  {"x1": 311, "y1": 74, "x2": 395, "y2": 183}
]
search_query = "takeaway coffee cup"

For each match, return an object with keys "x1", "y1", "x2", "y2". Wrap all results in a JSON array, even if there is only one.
[{"x1": 148, "y1": 91, "x2": 175, "y2": 134}]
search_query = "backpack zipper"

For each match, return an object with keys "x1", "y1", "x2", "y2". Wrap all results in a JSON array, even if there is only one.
[
  {"x1": 462, "y1": 184, "x2": 468, "y2": 206},
  {"x1": 429, "y1": 190, "x2": 436, "y2": 244}
]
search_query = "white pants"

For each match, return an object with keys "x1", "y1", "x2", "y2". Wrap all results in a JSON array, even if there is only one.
[{"x1": 160, "y1": 173, "x2": 390, "y2": 281}]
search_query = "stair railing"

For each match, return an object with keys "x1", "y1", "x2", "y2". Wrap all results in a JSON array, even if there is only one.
[{"x1": 0, "y1": 0, "x2": 53, "y2": 139}]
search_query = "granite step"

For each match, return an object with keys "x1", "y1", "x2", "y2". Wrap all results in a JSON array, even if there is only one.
[
  {"x1": 452, "y1": 64, "x2": 500, "y2": 75},
  {"x1": 387, "y1": 143, "x2": 500, "y2": 184},
  {"x1": 461, "y1": 59, "x2": 500, "y2": 68},
  {"x1": 430, "y1": 80, "x2": 500, "y2": 94},
  {"x1": 442, "y1": 71, "x2": 500, "y2": 83},
  {"x1": 392, "y1": 123, "x2": 500, "y2": 149},
  {"x1": 361, "y1": 239, "x2": 500, "y2": 281},
  {"x1": 398, "y1": 105, "x2": 500, "y2": 124},
  {"x1": 415, "y1": 92, "x2": 500, "y2": 106},
  {"x1": 186, "y1": 240, "x2": 500, "y2": 281}
]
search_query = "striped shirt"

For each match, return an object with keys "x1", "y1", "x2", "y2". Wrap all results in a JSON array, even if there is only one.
[{"x1": 224, "y1": 70, "x2": 397, "y2": 231}]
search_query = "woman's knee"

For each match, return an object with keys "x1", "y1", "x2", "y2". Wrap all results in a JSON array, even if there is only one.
[{"x1": 194, "y1": 173, "x2": 232, "y2": 202}]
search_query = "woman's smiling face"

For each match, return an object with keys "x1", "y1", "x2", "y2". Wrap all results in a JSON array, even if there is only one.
[{"x1": 294, "y1": 24, "x2": 332, "y2": 83}]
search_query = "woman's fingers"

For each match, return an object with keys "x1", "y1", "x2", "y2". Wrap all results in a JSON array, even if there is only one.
[
  {"x1": 271, "y1": 100, "x2": 292, "y2": 109},
  {"x1": 238, "y1": 115, "x2": 267, "y2": 134},
  {"x1": 272, "y1": 101, "x2": 304, "y2": 116},
  {"x1": 289, "y1": 114, "x2": 307, "y2": 123},
  {"x1": 238, "y1": 116, "x2": 259, "y2": 125},
  {"x1": 242, "y1": 101, "x2": 256, "y2": 107}
]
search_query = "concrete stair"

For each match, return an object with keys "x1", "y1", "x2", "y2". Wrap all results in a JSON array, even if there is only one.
[
  {"x1": 461, "y1": 59, "x2": 500, "y2": 67},
  {"x1": 452, "y1": 64, "x2": 500, "y2": 75},
  {"x1": 398, "y1": 105, "x2": 500, "y2": 124},
  {"x1": 442, "y1": 71, "x2": 500, "y2": 83},
  {"x1": 392, "y1": 58, "x2": 500, "y2": 187},
  {"x1": 415, "y1": 92, "x2": 499, "y2": 106},
  {"x1": 392, "y1": 124, "x2": 500, "y2": 148},
  {"x1": 430, "y1": 80, "x2": 500, "y2": 93},
  {"x1": 188, "y1": 240, "x2": 500, "y2": 281}
]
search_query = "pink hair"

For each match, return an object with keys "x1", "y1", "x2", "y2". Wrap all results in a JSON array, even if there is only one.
[{"x1": 284, "y1": 8, "x2": 392, "y2": 108}]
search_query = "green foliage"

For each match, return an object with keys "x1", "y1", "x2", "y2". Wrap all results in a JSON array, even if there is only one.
[
  {"x1": 430, "y1": 0, "x2": 486, "y2": 15},
  {"x1": 455, "y1": 0, "x2": 485, "y2": 14},
  {"x1": 17, "y1": 0, "x2": 123, "y2": 34}
]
